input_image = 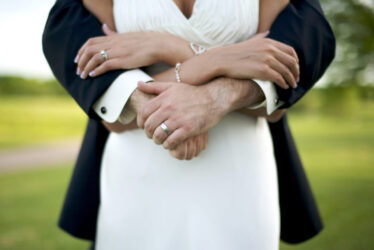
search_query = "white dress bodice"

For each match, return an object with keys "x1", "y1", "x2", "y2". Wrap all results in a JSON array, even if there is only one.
[
  {"x1": 113, "y1": 0, "x2": 259, "y2": 49},
  {"x1": 96, "y1": 1, "x2": 280, "y2": 250}
]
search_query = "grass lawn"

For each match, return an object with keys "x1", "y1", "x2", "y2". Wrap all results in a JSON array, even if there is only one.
[
  {"x1": 0, "y1": 97, "x2": 373, "y2": 249},
  {"x1": 0, "y1": 96, "x2": 86, "y2": 149}
]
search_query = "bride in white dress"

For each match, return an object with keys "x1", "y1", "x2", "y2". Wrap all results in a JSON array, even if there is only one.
[{"x1": 76, "y1": 0, "x2": 300, "y2": 249}]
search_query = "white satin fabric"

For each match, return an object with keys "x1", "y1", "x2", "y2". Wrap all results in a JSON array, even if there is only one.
[{"x1": 96, "y1": 1, "x2": 280, "y2": 249}]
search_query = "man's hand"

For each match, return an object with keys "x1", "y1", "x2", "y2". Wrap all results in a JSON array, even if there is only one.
[
  {"x1": 120, "y1": 87, "x2": 209, "y2": 160},
  {"x1": 136, "y1": 77, "x2": 263, "y2": 150},
  {"x1": 169, "y1": 132, "x2": 209, "y2": 160},
  {"x1": 136, "y1": 81, "x2": 225, "y2": 150}
]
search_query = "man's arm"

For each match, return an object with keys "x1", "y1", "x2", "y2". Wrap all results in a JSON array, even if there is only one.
[{"x1": 42, "y1": 0, "x2": 125, "y2": 119}]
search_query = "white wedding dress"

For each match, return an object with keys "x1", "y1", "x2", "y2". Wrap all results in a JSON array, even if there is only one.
[{"x1": 96, "y1": 0, "x2": 280, "y2": 249}]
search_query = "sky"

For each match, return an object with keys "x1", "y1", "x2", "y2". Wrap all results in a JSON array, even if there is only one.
[{"x1": 0, "y1": 0, "x2": 56, "y2": 78}]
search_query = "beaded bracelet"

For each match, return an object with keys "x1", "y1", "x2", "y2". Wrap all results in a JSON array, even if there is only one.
[{"x1": 175, "y1": 62, "x2": 182, "y2": 83}]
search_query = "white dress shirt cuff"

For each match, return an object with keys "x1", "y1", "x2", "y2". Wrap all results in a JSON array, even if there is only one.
[
  {"x1": 247, "y1": 79, "x2": 283, "y2": 115},
  {"x1": 93, "y1": 69, "x2": 154, "y2": 123}
]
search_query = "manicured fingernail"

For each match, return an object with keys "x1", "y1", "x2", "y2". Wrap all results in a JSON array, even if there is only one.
[
  {"x1": 294, "y1": 82, "x2": 298, "y2": 88},
  {"x1": 74, "y1": 55, "x2": 79, "y2": 63},
  {"x1": 103, "y1": 23, "x2": 108, "y2": 29},
  {"x1": 80, "y1": 72, "x2": 86, "y2": 79},
  {"x1": 76, "y1": 68, "x2": 81, "y2": 75},
  {"x1": 89, "y1": 71, "x2": 95, "y2": 77}
]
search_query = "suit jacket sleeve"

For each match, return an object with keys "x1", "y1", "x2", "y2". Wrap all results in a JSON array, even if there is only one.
[
  {"x1": 268, "y1": 0, "x2": 336, "y2": 108},
  {"x1": 42, "y1": 0, "x2": 126, "y2": 120}
]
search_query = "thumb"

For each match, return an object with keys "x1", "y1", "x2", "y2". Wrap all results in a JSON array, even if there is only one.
[
  {"x1": 253, "y1": 30, "x2": 270, "y2": 39},
  {"x1": 137, "y1": 81, "x2": 173, "y2": 95},
  {"x1": 102, "y1": 23, "x2": 117, "y2": 36}
]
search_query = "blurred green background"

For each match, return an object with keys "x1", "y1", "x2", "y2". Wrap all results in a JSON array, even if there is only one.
[{"x1": 0, "y1": 0, "x2": 373, "y2": 249}]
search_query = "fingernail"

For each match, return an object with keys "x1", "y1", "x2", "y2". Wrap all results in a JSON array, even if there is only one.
[
  {"x1": 294, "y1": 82, "x2": 298, "y2": 88},
  {"x1": 103, "y1": 23, "x2": 108, "y2": 29},
  {"x1": 285, "y1": 85, "x2": 290, "y2": 89},
  {"x1": 89, "y1": 71, "x2": 95, "y2": 77},
  {"x1": 80, "y1": 72, "x2": 86, "y2": 79},
  {"x1": 74, "y1": 55, "x2": 79, "y2": 63},
  {"x1": 297, "y1": 76, "x2": 300, "y2": 82},
  {"x1": 76, "y1": 68, "x2": 81, "y2": 75}
]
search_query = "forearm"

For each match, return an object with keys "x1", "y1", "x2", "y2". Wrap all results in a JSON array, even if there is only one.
[{"x1": 204, "y1": 77, "x2": 265, "y2": 117}]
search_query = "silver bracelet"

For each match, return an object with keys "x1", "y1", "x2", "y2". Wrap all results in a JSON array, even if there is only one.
[
  {"x1": 190, "y1": 42, "x2": 206, "y2": 55},
  {"x1": 175, "y1": 62, "x2": 182, "y2": 83}
]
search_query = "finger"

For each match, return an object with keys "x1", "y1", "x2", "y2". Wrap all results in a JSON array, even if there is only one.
[
  {"x1": 153, "y1": 125, "x2": 170, "y2": 145},
  {"x1": 194, "y1": 136, "x2": 201, "y2": 157},
  {"x1": 137, "y1": 81, "x2": 173, "y2": 95},
  {"x1": 137, "y1": 97, "x2": 162, "y2": 129},
  {"x1": 77, "y1": 45, "x2": 107, "y2": 78},
  {"x1": 186, "y1": 139, "x2": 196, "y2": 160},
  {"x1": 102, "y1": 23, "x2": 117, "y2": 36},
  {"x1": 90, "y1": 57, "x2": 124, "y2": 77},
  {"x1": 268, "y1": 39, "x2": 299, "y2": 63},
  {"x1": 82, "y1": 52, "x2": 106, "y2": 78},
  {"x1": 163, "y1": 128, "x2": 189, "y2": 150},
  {"x1": 259, "y1": 65, "x2": 289, "y2": 89},
  {"x1": 144, "y1": 108, "x2": 170, "y2": 139},
  {"x1": 268, "y1": 56, "x2": 297, "y2": 88},
  {"x1": 272, "y1": 48, "x2": 300, "y2": 84},
  {"x1": 169, "y1": 143, "x2": 187, "y2": 160},
  {"x1": 75, "y1": 36, "x2": 107, "y2": 64},
  {"x1": 253, "y1": 30, "x2": 270, "y2": 40}
]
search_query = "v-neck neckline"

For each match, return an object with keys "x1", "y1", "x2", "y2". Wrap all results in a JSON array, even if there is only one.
[{"x1": 170, "y1": 0, "x2": 198, "y2": 21}]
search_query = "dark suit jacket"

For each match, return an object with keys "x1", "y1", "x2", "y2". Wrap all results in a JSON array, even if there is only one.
[{"x1": 42, "y1": 0, "x2": 335, "y2": 244}]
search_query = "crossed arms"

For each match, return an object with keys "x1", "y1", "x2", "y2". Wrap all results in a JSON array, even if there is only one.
[{"x1": 42, "y1": 0, "x2": 335, "y2": 159}]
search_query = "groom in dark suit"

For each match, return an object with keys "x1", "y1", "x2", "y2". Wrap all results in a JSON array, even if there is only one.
[{"x1": 43, "y1": 0, "x2": 335, "y2": 246}]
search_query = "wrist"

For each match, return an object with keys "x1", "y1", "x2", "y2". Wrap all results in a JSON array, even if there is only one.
[
  {"x1": 159, "y1": 33, "x2": 192, "y2": 65},
  {"x1": 181, "y1": 51, "x2": 221, "y2": 84},
  {"x1": 204, "y1": 46, "x2": 228, "y2": 76}
]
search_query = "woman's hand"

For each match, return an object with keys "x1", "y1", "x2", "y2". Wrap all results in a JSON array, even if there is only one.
[
  {"x1": 211, "y1": 31, "x2": 300, "y2": 89},
  {"x1": 75, "y1": 24, "x2": 192, "y2": 79},
  {"x1": 169, "y1": 132, "x2": 209, "y2": 160}
]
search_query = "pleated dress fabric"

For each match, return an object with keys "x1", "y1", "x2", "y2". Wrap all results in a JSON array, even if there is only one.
[{"x1": 95, "y1": 1, "x2": 280, "y2": 249}]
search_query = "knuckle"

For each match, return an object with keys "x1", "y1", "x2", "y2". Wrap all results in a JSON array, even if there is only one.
[
  {"x1": 169, "y1": 139, "x2": 177, "y2": 148},
  {"x1": 154, "y1": 133, "x2": 163, "y2": 143},
  {"x1": 86, "y1": 38, "x2": 94, "y2": 45},
  {"x1": 275, "y1": 75, "x2": 283, "y2": 84},
  {"x1": 259, "y1": 64, "x2": 270, "y2": 74},
  {"x1": 144, "y1": 122, "x2": 152, "y2": 133},
  {"x1": 86, "y1": 47, "x2": 96, "y2": 56},
  {"x1": 263, "y1": 55, "x2": 272, "y2": 64}
]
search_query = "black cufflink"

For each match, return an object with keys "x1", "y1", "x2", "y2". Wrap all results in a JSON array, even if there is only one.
[{"x1": 101, "y1": 106, "x2": 107, "y2": 114}]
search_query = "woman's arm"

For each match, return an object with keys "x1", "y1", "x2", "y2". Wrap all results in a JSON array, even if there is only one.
[
  {"x1": 81, "y1": 0, "x2": 293, "y2": 125},
  {"x1": 82, "y1": 0, "x2": 115, "y2": 30}
]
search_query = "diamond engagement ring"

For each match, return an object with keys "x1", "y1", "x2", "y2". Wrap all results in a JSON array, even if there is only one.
[
  {"x1": 160, "y1": 122, "x2": 171, "y2": 135},
  {"x1": 100, "y1": 50, "x2": 108, "y2": 61}
]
